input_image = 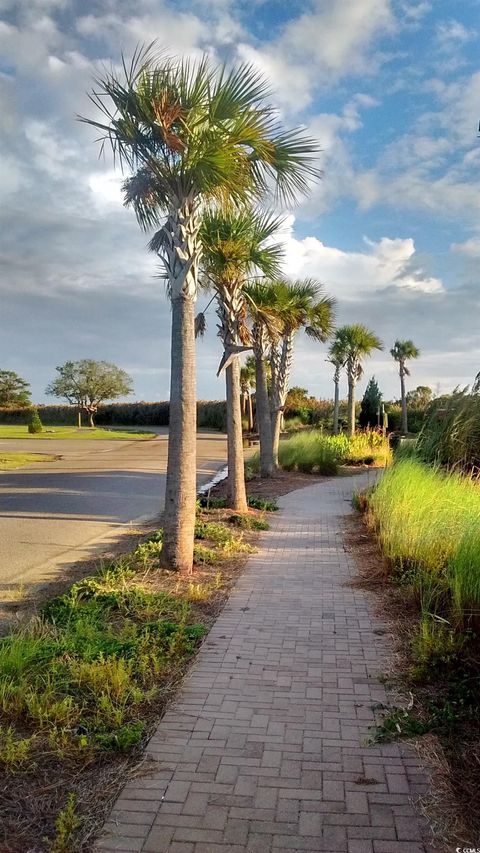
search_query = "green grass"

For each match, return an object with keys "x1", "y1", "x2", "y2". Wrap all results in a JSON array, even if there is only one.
[
  {"x1": 0, "y1": 500, "x2": 270, "y2": 849},
  {"x1": 250, "y1": 430, "x2": 391, "y2": 476},
  {"x1": 0, "y1": 452, "x2": 56, "y2": 470},
  {"x1": 366, "y1": 459, "x2": 480, "y2": 671},
  {"x1": 0, "y1": 425, "x2": 155, "y2": 440}
]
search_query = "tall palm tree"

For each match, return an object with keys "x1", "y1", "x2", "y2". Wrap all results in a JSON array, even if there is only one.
[
  {"x1": 81, "y1": 46, "x2": 321, "y2": 572},
  {"x1": 327, "y1": 339, "x2": 347, "y2": 435},
  {"x1": 269, "y1": 280, "x2": 335, "y2": 466},
  {"x1": 334, "y1": 325, "x2": 383, "y2": 436},
  {"x1": 244, "y1": 282, "x2": 279, "y2": 477},
  {"x1": 390, "y1": 339, "x2": 420, "y2": 433},
  {"x1": 199, "y1": 207, "x2": 283, "y2": 511}
]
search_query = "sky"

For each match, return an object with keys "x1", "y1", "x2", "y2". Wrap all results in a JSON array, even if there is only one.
[{"x1": 1, "y1": 0, "x2": 480, "y2": 405}]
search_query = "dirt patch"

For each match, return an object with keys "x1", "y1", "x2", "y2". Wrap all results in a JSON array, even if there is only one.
[
  {"x1": 344, "y1": 510, "x2": 480, "y2": 850},
  {"x1": 208, "y1": 469, "x2": 327, "y2": 502}
]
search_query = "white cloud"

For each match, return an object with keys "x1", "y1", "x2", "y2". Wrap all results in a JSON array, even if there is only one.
[
  {"x1": 279, "y1": 216, "x2": 444, "y2": 297},
  {"x1": 238, "y1": 0, "x2": 395, "y2": 112},
  {"x1": 436, "y1": 19, "x2": 475, "y2": 49},
  {"x1": 451, "y1": 238, "x2": 480, "y2": 257}
]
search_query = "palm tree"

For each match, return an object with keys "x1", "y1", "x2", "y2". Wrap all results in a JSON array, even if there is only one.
[
  {"x1": 81, "y1": 46, "x2": 321, "y2": 572},
  {"x1": 198, "y1": 207, "x2": 283, "y2": 511},
  {"x1": 390, "y1": 339, "x2": 420, "y2": 433},
  {"x1": 327, "y1": 339, "x2": 347, "y2": 435},
  {"x1": 334, "y1": 325, "x2": 383, "y2": 436},
  {"x1": 269, "y1": 279, "x2": 335, "y2": 466}
]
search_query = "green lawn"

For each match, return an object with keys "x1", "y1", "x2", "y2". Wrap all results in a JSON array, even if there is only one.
[
  {"x1": 0, "y1": 452, "x2": 56, "y2": 470},
  {"x1": 0, "y1": 425, "x2": 156, "y2": 440}
]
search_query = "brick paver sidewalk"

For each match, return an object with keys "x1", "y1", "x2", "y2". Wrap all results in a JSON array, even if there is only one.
[{"x1": 96, "y1": 473, "x2": 430, "y2": 853}]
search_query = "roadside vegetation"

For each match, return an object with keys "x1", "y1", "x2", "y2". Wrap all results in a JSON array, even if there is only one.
[
  {"x1": 0, "y1": 452, "x2": 56, "y2": 470},
  {"x1": 0, "y1": 426, "x2": 155, "y2": 440},
  {"x1": 250, "y1": 429, "x2": 391, "y2": 476},
  {"x1": 354, "y1": 454, "x2": 480, "y2": 840},
  {"x1": 0, "y1": 501, "x2": 269, "y2": 851}
]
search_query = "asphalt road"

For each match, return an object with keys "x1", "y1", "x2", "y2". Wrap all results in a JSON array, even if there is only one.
[{"x1": 0, "y1": 430, "x2": 227, "y2": 596}]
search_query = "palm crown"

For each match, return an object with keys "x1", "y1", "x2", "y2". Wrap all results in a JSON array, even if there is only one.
[
  {"x1": 82, "y1": 45, "x2": 322, "y2": 228},
  {"x1": 257, "y1": 279, "x2": 336, "y2": 343},
  {"x1": 199, "y1": 208, "x2": 284, "y2": 288},
  {"x1": 335, "y1": 324, "x2": 383, "y2": 380},
  {"x1": 390, "y1": 339, "x2": 420, "y2": 376}
]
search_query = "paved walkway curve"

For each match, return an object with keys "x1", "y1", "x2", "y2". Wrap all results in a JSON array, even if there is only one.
[{"x1": 95, "y1": 473, "x2": 430, "y2": 853}]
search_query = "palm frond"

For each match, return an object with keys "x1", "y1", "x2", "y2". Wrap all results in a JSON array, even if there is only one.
[{"x1": 195, "y1": 312, "x2": 207, "y2": 338}]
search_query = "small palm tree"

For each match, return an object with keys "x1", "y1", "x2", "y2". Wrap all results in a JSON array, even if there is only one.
[
  {"x1": 390, "y1": 339, "x2": 420, "y2": 433},
  {"x1": 82, "y1": 46, "x2": 321, "y2": 572},
  {"x1": 199, "y1": 207, "x2": 283, "y2": 511},
  {"x1": 327, "y1": 339, "x2": 347, "y2": 435},
  {"x1": 269, "y1": 279, "x2": 335, "y2": 465},
  {"x1": 334, "y1": 325, "x2": 383, "y2": 436}
]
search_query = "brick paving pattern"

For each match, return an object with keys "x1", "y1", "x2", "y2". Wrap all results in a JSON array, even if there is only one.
[{"x1": 95, "y1": 473, "x2": 430, "y2": 853}]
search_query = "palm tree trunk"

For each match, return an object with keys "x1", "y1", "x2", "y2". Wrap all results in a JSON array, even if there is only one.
[
  {"x1": 271, "y1": 333, "x2": 293, "y2": 467},
  {"x1": 333, "y1": 371, "x2": 340, "y2": 435},
  {"x1": 225, "y1": 358, "x2": 248, "y2": 511},
  {"x1": 347, "y1": 375, "x2": 356, "y2": 437},
  {"x1": 400, "y1": 370, "x2": 408, "y2": 433},
  {"x1": 254, "y1": 334, "x2": 274, "y2": 478},
  {"x1": 247, "y1": 392, "x2": 254, "y2": 432},
  {"x1": 161, "y1": 197, "x2": 200, "y2": 573},
  {"x1": 162, "y1": 294, "x2": 197, "y2": 572}
]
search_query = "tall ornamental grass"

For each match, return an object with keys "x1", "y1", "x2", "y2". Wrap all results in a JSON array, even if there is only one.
[
  {"x1": 416, "y1": 390, "x2": 480, "y2": 471},
  {"x1": 368, "y1": 459, "x2": 480, "y2": 619},
  {"x1": 250, "y1": 429, "x2": 391, "y2": 475}
]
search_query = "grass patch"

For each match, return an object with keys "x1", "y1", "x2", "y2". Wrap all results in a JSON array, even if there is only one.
[
  {"x1": 0, "y1": 425, "x2": 155, "y2": 440},
  {"x1": 0, "y1": 502, "x2": 269, "y2": 850},
  {"x1": 367, "y1": 459, "x2": 480, "y2": 623},
  {"x1": 364, "y1": 459, "x2": 480, "y2": 731},
  {"x1": 0, "y1": 452, "x2": 56, "y2": 470}
]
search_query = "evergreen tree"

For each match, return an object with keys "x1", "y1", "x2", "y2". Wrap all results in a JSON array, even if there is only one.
[
  {"x1": 28, "y1": 409, "x2": 43, "y2": 434},
  {"x1": 359, "y1": 376, "x2": 382, "y2": 428}
]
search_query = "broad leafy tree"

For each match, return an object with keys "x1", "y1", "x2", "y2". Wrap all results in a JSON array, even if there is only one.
[
  {"x1": 198, "y1": 207, "x2": 283, "y2": 511},
  {"x1": 0, "y1": 370, "x2": 31, "y2": 408},
  {"x1": 82, "y1": 45, "x2": 320, "y2": 571},
  {"x1": 390, "y1": 339, "x2": 420, "y2": 433},
  {"x1": 406, "y1": 385, "x2": 432, "y2": 409},
  {"x1": 334, "y1": 325, "x2": 383, "y2": 436},
  {"x1": 46, "y1": 360, "x2": 133, "y2": 427}
]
